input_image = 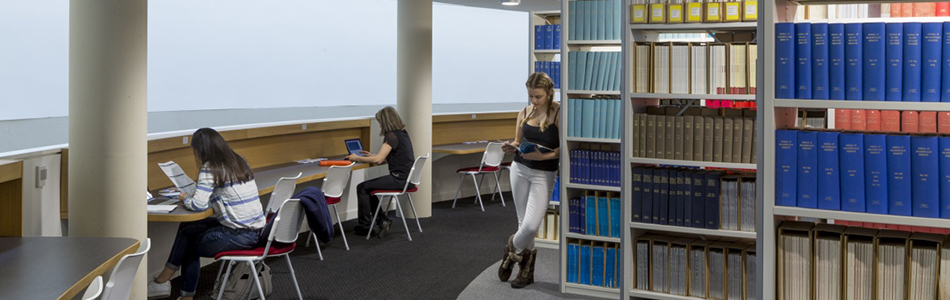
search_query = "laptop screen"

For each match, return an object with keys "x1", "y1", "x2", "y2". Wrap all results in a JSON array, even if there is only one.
[{"x1": 345, "y1": 139, "x2": 364, "y2": 156}]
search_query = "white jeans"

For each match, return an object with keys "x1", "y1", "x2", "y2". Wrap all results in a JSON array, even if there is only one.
[{"x1": 510, "y1": 161, "x2": 556, "y2": 252}]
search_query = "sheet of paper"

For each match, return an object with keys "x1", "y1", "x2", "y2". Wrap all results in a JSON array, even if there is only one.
[
  {"x1": 146, "y1": 204, "x2": 177, "y2": 213},
  {"x1": 158, "y1": 161, "x2": 197, "y2": 195}
]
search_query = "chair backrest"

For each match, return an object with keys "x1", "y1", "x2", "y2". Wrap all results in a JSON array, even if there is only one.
[
  {"x1": 264, "y1": 199, "x2": 306, "y2": 251},
  {"x1": 479, "y1": 142, "x2": 505, "y2": 170},
  {"x1": 266, "y1": 172, "x2": 302, "y2": 214},
  {"x1": 322, "y1": 163, "x2": 354, "y2": 198},
  {"x1": 81, "y1": 276, "x2": 103, "y2": 300},
  {"x1": 400, "y1": 154, "x2": 429, "y2": 192},
  {"x1": 100, "y1": 238, "x2": 151, "y2": 300}
]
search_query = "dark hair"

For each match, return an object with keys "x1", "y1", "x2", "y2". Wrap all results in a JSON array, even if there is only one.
[{"x1": 191, "y1": 128, "x2": 254, "y2": 187}]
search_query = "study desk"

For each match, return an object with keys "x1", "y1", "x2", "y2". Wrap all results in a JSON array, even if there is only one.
[
  {"x1": 432, "y1": 142, "x2": 493, "y2": 155},
  {"x1": 148, "y1": 203, "x2": 214, "y2": 222},
  {"x1": 0, "y1": 237, "x2": 139, "y2": 300}
]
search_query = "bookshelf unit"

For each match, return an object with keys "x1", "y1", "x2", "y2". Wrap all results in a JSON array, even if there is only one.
[{"x1": 531, "y1": 10, "x2": 563, "y2": 250}]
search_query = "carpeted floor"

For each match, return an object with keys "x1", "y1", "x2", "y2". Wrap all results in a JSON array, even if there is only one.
[
  {"x1": 162, "y1": 193, "x2": 540, "y2": 300},
  {"x1": 457, "y1": 248, "x2": 598, "y2": 300}
]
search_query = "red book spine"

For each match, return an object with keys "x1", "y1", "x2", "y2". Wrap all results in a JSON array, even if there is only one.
[
  {"x1": 937, "y1": 112, "x2": 950, "y2": 133},
  {"x1": 902, "y1": 111, "x2": 920, "y2": 133},
  {"x1": 938, "y1": 2, "x2": 950, "y2": 16},
  {"x1": 866, "y1": 110, "x2": 881, "y2": 131},
  {"x1": 903, "y1": 3, "x2": 915, "y2": 17},
  {"x1": 851, "y1": 110, "x2": 867, "y2": 131},
  {"x1": 919, "y1": 111, "x2": 937, "y2": 133},
  {"x1": 881, "y1": 110, "x2": 902, "y2": 132},
  {"x1": 892, "y1": 3, "x2": 903, "y2": 17},
  {"x1": 835, "y1": 109, "x2": 852, "y2": 130}
]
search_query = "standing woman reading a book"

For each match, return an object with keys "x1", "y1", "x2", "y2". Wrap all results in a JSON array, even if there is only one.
[
  {"x1": 498, "y1": 72, "x2": 561, "y2": 289},
  {"x1": 148, "y1": 128, "x2": 266, "y2": 300},
  {"x1": 345, "y1": 106, "x2": 414, "y2": 238}
]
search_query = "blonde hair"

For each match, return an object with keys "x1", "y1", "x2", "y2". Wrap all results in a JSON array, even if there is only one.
[
  {"x1": 376, "y1": 106, "x2": 406, "y2": 135},
  {"x1": 522, "y1": 72, "x2": 556, "y2": 132}
]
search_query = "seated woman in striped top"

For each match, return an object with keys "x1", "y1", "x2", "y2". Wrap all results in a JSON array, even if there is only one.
[{"x1": 148, "y1": 128, "x2": 266, "y2": 300}]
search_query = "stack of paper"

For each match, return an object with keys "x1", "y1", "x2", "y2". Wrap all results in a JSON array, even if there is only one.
[
  {"x1": 846, "y1": 240, "x2": 873, "y2": 300},
  {"x1": 636, "y1": 44, "x2": 652, "y2": 93},
  {"x1": 727, "y1": 249, "x2": 743, "y2": 300},
  {"x1": 748, "y1": 44, "x2": 758, "y2": 94},
  {"x1": 817, "y1": 236, "x2": 842, "y2": 299},
  {"x1": 654, "y1": 45, "x2": 670, "y2": 93},
  {"x1": 721, "y1": 179, "x2": 739, "y2": 231},
  {"x1": 781, "y1": 232, "x2": 811, "y2": 300},
  {"x1": 740, "y1": 179, "x2": 756, "y2": 232},
  {"x1": 710, "y1": 45, "x2": 727, "y2": 94},
  {"x1": 671, "y1": 45, "x2": 690, "y2": 94},
  {"x1": 691, "y1": 45, "x2": 707, "y2": 94},
  {"x1": 689, "y1": 245, "x2": 707, "y2": 297},
  {"x1": 909, "y1": 241, "x2": 937, "y2": 299},
  {"x1": 876, "y1": 242, "x2": 906, "y2": 299},
  {"x1": 670, "y1": 244, "x2": 688, "y2": 295},
  {"x1": 728, "y1": 44, "x2": 748, "y2": 94},
  {"x1": 637, "y1": 241, "x2": 650, "y2": 290},
  {"x1": 746, "y1": 252, "x2": 757, "y2": 300},
  {"x1": 652, "y1": 242, "x2": 669, "y2": 293},
  {"x1": 708, "y1": 249, "x2": 725, "y2": 299},
  {"x1": 147, "y1": 205, "x2": 177, "y2": 213},
  {"x1": 941, "y1": 242, "x2": 950, "y2": 299}
]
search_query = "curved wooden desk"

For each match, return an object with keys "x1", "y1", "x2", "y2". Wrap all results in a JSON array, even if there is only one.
[
  {"x1": 433, "y1": 142, "x2": 493, "y2": 155},
  {"x1": 0, "y1": 237, "x2": 139, "y2": 300},
  {"x1": 148, "y1": 203, "x2": 214, "y2": 222}
]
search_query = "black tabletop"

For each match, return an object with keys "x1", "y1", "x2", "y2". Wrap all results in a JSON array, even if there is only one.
[{"x1": 0, "y1": 237, "x2": 139, "y2": 300}]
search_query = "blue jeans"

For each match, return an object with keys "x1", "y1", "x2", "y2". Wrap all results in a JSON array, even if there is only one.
[{"x1": 166, "y1": 218, "x2": 260, "y2": 296}]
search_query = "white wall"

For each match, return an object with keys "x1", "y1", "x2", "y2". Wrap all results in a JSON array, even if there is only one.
[{"x1": 0, "y1": 0, "x2": 528, "y2": 121}]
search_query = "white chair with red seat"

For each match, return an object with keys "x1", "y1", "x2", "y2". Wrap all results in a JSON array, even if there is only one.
[
  {"x1": 100, "y1": 238, "x2": 151, "y2": 300},
  {"x1": 366, "y1": 154, "x2": 428, "y2": 241},
  {"x1": 266, "y1": 172, "x2": 317, "y2": 260},
  {"x1": 491, "y1": 161, "x2": 513, "y2": 202},
  {"x1": 452, "y1": 142, "x2": 505, "y2": 211},
  {"x1": 213, "y1": 199, "x2": 305, "y2": 300},
  {"x1": 81, "y1": 276, "x2": 103, "y2": 300},
  {"x1": 305, "y1": 162, "x2": 353, "y2": 250}
]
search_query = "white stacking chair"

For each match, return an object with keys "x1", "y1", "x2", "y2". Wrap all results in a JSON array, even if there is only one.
[
  {"x1": 367, "y1": 154, "x2": 428, "y2": 241},
  {"x1": 305, "y1": 162, "x2": 354, "y2": 250},
  {"x1": 452, "y1": 142, "x2": 506, "y2": 211},
  {"x1": 81, "y1": 276, "x2": 103, "y2": 300},
  {"x1": 214, "y1": 199, "x2": 305, "y2": 300},
  {"x1": 100, "y1": 238, "x2": 151, "y2": 300},
  {"x1": 266, "y1": 172, "x2": 317, "y2": 260}
]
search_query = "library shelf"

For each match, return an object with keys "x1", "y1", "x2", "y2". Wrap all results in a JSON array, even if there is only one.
[
  {"x1": 566, "y1": 136, "x2": 621, "y2": 143},
  {"x1": 629, "y1": 22, "x2": 757, "y2": 31},
  {"x1": 629, "y1": 222, "x2": 757, "y2": 239},
  {"x1": 564, "y1": 232, "x2": 621, "y2": 243},
  {"x1": 773, "y1": 206, "x2": 950, "y2": 229},
  {"x1": 775, "y1": 99, "x2": 950, "y2": 111},
  {"x1": 567, "y1": 40, "x2": 622, "y2": 45},
  {"x1": 535, "y1": 238, "x2": 560, "y2": 249},
  {"x1": 565, "y1": 182, "x2": 621, "y2": 192},
  {"x1": 534, "y1": 49, "x2": 561, "y2": 54},
  {"x1": 567, "y1": 90, "x2": 622, "y2": 95},
  {"x1": 630, "y1": 157, "x2": 757, "y2": 170},
  {"x1": 564, "y1": 282, "x2": 621, "y2": 299},
  {"x1": 629, "y1": 289, "x2": 705, "y2": 300},
  {"x1": 630, "y1": 93, "x2": 756, "y2": 100}
]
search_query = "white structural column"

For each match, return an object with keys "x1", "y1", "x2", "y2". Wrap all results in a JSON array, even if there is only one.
[
  {"x1": 68, "y1": 0, "x2": 148, "y2": 298},
  {"x1": 397, "y1": 0, "x2": 434, "y2": 218}
]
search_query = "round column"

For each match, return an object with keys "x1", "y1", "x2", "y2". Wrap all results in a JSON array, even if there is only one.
[{"x1": 397, "y1": 0, "x2": 433, "y2": 217}]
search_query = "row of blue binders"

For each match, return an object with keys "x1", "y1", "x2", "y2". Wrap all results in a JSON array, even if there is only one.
[
  {"x1": 534, "y1": 25, "x2": 562, "y2": 50},
  {"x1": 631, "y1": 167, "x2": 728, "y2": 229},
  {"x1": 568, "y1": 0, "x2": 622, "y2": 41},
  {"x1": 566, "y1": 242, "x2": 619, "y2": 287},
  {"x1": 776, "y1": 21, "x2": 950, "y2": 101},
  {"x1": 566, "y1": 98, "x2": 622, "y2": 139},
  {"x1": 776, "y1": 129, "x2": 950, "y2": 218},
  {"x1": 568, "y1": 51, "x2": 622, "y2": 91},
  {"x1": 534, "y1": 61, "x2": 561, "y2": 89},
  {"x1": 567, "y1": 193, "x2": 621, "y2": 238},
  {"x1": 569, "y1": 150, "x2": 622, "y2": 187}
]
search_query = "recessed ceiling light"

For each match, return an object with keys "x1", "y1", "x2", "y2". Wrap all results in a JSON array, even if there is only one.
[{"x1": 501, "y1": 0, "x2": 520, "y2": 5}]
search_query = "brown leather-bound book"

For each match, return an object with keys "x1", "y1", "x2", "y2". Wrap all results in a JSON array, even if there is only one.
[
  {"x1": 633, "y1": 113, "x2": 641, "y2": 156},
  {"x1": 742, "y1": 117, "x2": 754, "y2": 164},
  {"x1": 665, "y1": 115, "x2": 675, "y2": 159},
  {"x1": 639, "y1": 113, "x2": 648, "y2": 157},
  {"x1": 723, "y1": 117, "x2": 734, "y2": 163},
  {"x1": 675, "y1": 116, "x2": 685, "y2": 160},
  {"x1": 646, "y1": 115, "x2": 657, "y2": 158},
  {"x1": 693, "y1": 116, "x2": 705, "y2": 161},
  {"x1": 704, "y1": 117, "x2": 714, "y2": 161},
  {"x1": 713, "y1": 117, "x2": 724, "y2": 162},
  {"x1": 684, "y1": 115, "x2": 695, "y2": 161},
  {"x1": 732, "y1": 115, "x2": 744, "y2": 163}
]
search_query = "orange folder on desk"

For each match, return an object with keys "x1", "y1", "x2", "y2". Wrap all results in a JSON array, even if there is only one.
[{"x1": 319, "y1": 160, "x2": 352, "y2": 166}]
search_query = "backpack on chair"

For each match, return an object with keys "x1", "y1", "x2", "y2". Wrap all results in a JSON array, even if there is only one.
[{"x1": 212, "y1": 261, "x2": 273, "y2": 300}]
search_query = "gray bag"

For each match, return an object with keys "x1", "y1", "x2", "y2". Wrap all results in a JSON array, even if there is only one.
[{"x1": 212, "y1": 261, "x2": 273, "y2": 300}]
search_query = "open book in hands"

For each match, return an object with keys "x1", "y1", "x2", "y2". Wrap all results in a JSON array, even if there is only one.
[
  {"x1": 517, "y1": 141, "x2": 554, "y2": 154},
  {"x1": 158, "y1": 161, "x2": 198, "y2": 196}
]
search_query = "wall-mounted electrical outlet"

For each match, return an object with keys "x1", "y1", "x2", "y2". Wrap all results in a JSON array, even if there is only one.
[
  {"x1": 302, "y1": 124, "x2": 307, "y2": 130},
  {"x1": 472, "y1": 114, "x2": 477, "y2": 119},
  {"x1": 182, "y1": 137, "x2": 189, "y2": 144},
  {"x1": 35, "y1": 165, "x2": 47, "y2": 188}
]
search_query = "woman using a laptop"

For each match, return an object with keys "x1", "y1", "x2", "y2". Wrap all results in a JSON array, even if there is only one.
[
  {"x1": 345, "y1": 106, "x2": 414, "y2": 238},
  {"x1": 497, "y1": 72, "x2": 560, "y2": 289},
  {"x1": 147, "y1": 128, "x2": 266, "y2": 300}
]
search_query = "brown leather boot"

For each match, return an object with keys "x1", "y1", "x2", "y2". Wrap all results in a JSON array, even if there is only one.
[
  {"x1": 510, "y1": 248, "x2": 537, "y2": 288},
  {"x1": 498, "y1": 234, "x2": 521, "y2": 282}
]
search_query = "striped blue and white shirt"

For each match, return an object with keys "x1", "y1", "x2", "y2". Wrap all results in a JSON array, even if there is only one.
[{"x1": 183, "y1": 164, "x2": 266, "y2": 230}]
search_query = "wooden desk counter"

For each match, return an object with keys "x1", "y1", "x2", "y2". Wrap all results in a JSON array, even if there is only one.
[
  {"x1": 0, "y1": 237, "x2": 139, "y2": 300},
  {"x1": 254, "y1": 160, "x2": 369, "y2": 195},
  {"x1": 433, "y1": 140, "x2": 512, "y2": 155},
  {"x1": 148, "y1": 203, "x2": 214, "y2": 222}
]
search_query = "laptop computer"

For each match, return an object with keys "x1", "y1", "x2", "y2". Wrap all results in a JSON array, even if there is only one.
[{"x1": 345, "y1": 138, "x2": 365, "y2": 156}]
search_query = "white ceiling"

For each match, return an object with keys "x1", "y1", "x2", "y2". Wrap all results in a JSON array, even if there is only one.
[{"x1": 434, "y1": 0, "x2": 561, "y2": 12}]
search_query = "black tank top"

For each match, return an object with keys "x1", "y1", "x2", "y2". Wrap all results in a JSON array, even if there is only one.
[
  {"x1": 514, "y1": 106, "x2": 560, "y2": 172},
  {"x1": 385, "y1": 130, "x2": 414, "y2": 180}
]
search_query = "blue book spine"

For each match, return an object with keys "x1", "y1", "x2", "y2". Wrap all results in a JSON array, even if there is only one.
[
  {"x1": 864, "y1": 134, "x2": 888, "y2": 214},
  {"x1": 846, "y1": 23, "x2": 864, "y2": 100},
  {"x1": 704, "y1": 172, "x2": 721, "y2": 229},
  {"x1": 818, "y1": 131, "x2": 841, "y2": 210},
  {"x1": 657, "y1": 168, "x2": 670, "y2": 225},
  {"x1": 605, "y1": 247, "x2": 616, "y2": 288},
  {"x1": 887, "y1": 135, "x2": 912, "y2": 216},
  {"x1": 567, "y1": 244, "x2": 577, "y2": 283},
  {"x1": 579, "y1": 196, "x2": 587, "y2": 234},
  {"x1": 598, "y1": 0, "x2": 607, "y2": 40},
  {"x1": 829, "y1": 23, "x2": 846, "y2": 100},
  {"x1": 692, "y1": 172, "x2": 705, "y2": 228},
  {"x1": 604, "y1": 0, "x2": 614, "y2": 41},
  {"x1": 567, "y1": 99, "x2": 575, "y2": 137},
  {"x1": 579, "y1": 244, "x2": 591, "y2": 285},
  {"x1": 840, "y1": 133, "x2": 866, "y2": 212},
  {"x1": 569, "y1": 1, "x2": 577, "y2": 41},
  {"x1": 591, "y1": 246, "x2": 604, "y2": 286},
  {"x1": 577, "y1": 51, "x2": 589, "y2": 91},
  {"x1": 922, "y1": 22, "x2": 943, "y2": 102},
  {"x1": 553, "y1": 62, "x2": 561, "y2": 89},
  {"x1": 683, "y1": 174, "x2": 692, "y2": 227},
  {"x1": 535, "y1": 25, "x2": 544, "y2": 50},
  {"x1": 582, "y1": 150, "x2": 590, "y2": 185},
  {"x1": 642, "y1": 168, "x2": 655, "y2": 224},
  {"x1": 554, "y1": 24, "x2": 561, "y2": 50},
  {"x1": 545, "y1": 25, "x2": 555, "y2": 50},
  {"x1": 904, "y1": 22, "x2": 923, "y2": 101},
  {"x1": 600, "y1": 99, "x2": 609, "y2": 139},
  {"x1": 586, "y1": 195, "x2": 597, "y2": 233},
  {"x1": 582, "y1": 99, "x2": 594, "y2": 138},
  {"x1": 797, "y1": 131, "x2": 818, "y2": 208},
  {"x1": 610, "y1": 196, "x2": 620, "y2": 237},
  {"x1": 776, "y1": 23, "x2": 797, "y2": 98},
  {"x1": 863, "y1": 22, "x2": 886, "y2": 101},
  {"x1": 886, "y1": 23, "x2": 903, "y2": 101},
  {"x1": 943, "y1": 22, "x2": 950, "y2": 101},
  {"x1": 912, "y1": 136, "x2": 940, "y2": 217},
  {"x1": 940, "y1": 137, "x2": 950, "y2": 218},
  {"x1": 568, "y1": 52, "x2": 576, "y2": 90},
  {"x1": 584, "y1": 51, "x2": 596, "y2": 90},
  {"x1": 598, "y1": 195, "x2": 608, "y2": 236},
  {"x1": 671, "y1": 171, "x2": 682, "y2": 226},
  {"x1": 592, "y1": 99, "x2": 602, "y2": 138},
  {"x1": 776, "y1": 130, "x2": 798, "y2": 206},
  {"x1": 631, "y1": 167, "x2": 642, "y2": 223},
  {"x1": 812, "y1": 23, "x2": 830, "y2": 99},
  {"x1": 796, "y1": 23, "x2": 813, "y2": 99}
]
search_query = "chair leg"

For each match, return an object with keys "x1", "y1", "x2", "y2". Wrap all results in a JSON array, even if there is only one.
[
  {"x1": 248, "y1": 261, "x2": 266, "y2": 300},
  {"x1": 394, "y1": 198, "x2": 412, "y2": 241},
  {"x1": 471, "y1": 174, "x2": 484, "y2": 211},
  {"x1": 333, "y1": 205, "x2": 349, "y2": 250},
  {"x1": 452, "y1": 174, "x2": 464, "y2": 208},
  {"x1": 406, "y1": 193, "x2": 423, "y2": 233},
  {"x1": 493, "y1": 172, "x2": 506, "y2": 207},
  {"x1": 305, "y1": 232, "x2": 312, "y2": 247},
  {"x1": 217, "y1": 260, "x2": 235, "y2": 300},
  {"x1": 214, "y1": 259, "x2": 227, "y2": 286},
  {"x1": 366, "y1": 195, "x2": 384, "y2": 240},
  {"x1": 284, "y1": 254, "x2": 303, "y2": 300},
  {"x1": 476, "y1": 173, "x2": 486, "y2": 204},
  {"x1": 315, "y1": 238, "x2": 323, "y2": 260}
]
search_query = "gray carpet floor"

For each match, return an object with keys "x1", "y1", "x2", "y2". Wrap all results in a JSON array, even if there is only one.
[{"x1": 457, "y1": 248, "x2": 599, "y2": 300}]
